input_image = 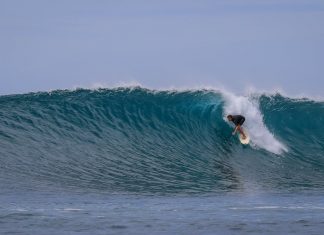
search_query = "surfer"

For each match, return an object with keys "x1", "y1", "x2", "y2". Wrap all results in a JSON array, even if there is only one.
[{"x1": 227, "y1": 115, "x2": 247, "y2": 139}]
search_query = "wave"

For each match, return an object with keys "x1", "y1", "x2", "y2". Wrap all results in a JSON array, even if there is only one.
[{"x1": 0, "y1": 87, "x2": 323, "y2": 194}]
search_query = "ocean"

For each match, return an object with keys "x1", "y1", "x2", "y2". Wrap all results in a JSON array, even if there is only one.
[{"x1": 0, "y1": 87, "x2": 323, "y2": 234}]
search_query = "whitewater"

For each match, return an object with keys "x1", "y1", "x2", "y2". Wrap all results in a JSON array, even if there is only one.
[{"x1": 0, "y1": 87, "x2": 324, "y2": 234}]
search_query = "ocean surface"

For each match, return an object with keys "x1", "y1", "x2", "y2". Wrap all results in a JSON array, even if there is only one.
[{"x1": 0, "y1": 87, "x2": 323, "y2": 234}]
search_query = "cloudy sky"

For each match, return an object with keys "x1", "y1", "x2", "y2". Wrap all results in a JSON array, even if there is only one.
[{"x1": 1, "y1": 0, "x2": 323, "y2": 96}]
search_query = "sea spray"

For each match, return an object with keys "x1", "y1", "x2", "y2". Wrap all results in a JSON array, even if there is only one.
[{"x1": 222, "y1": 91, "x2": 287, "y2": 154}]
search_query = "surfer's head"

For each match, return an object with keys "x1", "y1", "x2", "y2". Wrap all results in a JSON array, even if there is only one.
[{"x1": 227, "y1": 115, "x2": 233, "y2": 121}]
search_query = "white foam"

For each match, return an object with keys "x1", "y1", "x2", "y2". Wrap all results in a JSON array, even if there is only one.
[
  {"x1": 61, "y1": 208, "x2": 83, "y2": 212},
  {"x1": 222, "y1": 91, "x2": 288, "y2": 155}
]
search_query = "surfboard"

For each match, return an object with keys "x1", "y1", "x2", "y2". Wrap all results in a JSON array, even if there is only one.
[{"x1": 239, "y1": 129, "x2": 250, "y2": 145}]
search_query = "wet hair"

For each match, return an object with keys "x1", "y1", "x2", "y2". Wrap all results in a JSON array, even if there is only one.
[{"x1": 227, "y1": 115, "x2": 233, "y2": 119}]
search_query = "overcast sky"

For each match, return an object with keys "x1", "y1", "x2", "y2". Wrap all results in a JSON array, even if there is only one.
[{"x1": 1, "y1": 0, "x2": 323, "y2": 96}]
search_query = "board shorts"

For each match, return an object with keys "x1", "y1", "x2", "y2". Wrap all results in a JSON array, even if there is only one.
[{"x1": 237, "y1": 117, "x2": 245, "y2": 126}]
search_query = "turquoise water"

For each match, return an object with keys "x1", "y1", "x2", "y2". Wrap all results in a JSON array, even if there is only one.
[{"x1": 0, "y1": 87, "x2": 323, "y2": 234}]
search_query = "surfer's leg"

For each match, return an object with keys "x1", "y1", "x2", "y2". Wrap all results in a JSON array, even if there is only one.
[
  {"x1": 237, "y1": 125, "x2": 246, "y2": 139},
  {"x1": 237, "y1": 118, "x2": 246, "y2": 139}
]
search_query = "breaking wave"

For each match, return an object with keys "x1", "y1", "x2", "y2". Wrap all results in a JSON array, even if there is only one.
[{"x1": 0, "y1": 87, "x2": 323, "y2": 194}]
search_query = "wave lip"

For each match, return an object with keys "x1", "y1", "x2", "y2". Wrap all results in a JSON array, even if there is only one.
[{"x1": 0, "y1": 87, "x2": 323, "y2": 193}]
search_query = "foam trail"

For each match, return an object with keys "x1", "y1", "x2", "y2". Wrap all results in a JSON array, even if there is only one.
[{"x1": 222, "y1": 92, "x2": 287, "y2": 154}]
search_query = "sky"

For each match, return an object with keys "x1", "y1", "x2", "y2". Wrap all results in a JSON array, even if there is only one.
[{"x1": 1, "y1": 0, "x2": 324, "y2": 96}]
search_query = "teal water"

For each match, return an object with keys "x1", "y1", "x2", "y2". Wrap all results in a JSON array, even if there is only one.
[{"x1": 0, "y1": 87, "x2": 323, "y2": 234}]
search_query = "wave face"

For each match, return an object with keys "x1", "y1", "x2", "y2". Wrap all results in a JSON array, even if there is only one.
[{"x1": 0, "y1": 88, "x2": 324, "y2": 194}]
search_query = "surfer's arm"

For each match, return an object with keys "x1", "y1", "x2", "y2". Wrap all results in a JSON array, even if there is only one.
[{"x1": 232, "y1": 126, "x2": 239, "y2": 135}]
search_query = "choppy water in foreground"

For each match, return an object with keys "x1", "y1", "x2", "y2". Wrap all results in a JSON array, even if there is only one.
[
  {"x1": 1, "y1": 190, "x2": 324, "y2": 235},
  {"x1": 0, "y1": 87, "x2": 323, "y2": 234}
]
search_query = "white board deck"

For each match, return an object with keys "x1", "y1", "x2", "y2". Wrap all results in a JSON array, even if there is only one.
[{"x1": 239, "y1": 129, "x2": 250, "y2": 145}]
